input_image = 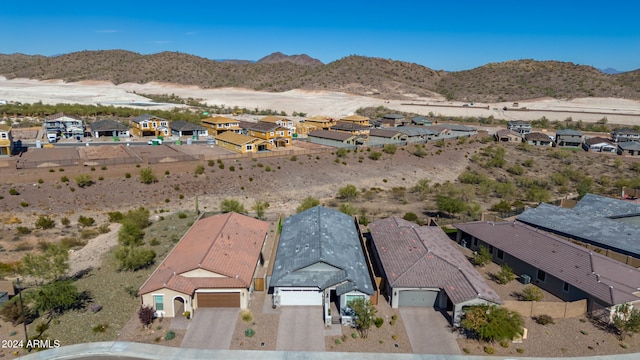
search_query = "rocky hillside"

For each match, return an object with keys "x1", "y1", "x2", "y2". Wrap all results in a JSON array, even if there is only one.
[{"x1": 0, "y1": 51, "x2": 638, "y2": 101}]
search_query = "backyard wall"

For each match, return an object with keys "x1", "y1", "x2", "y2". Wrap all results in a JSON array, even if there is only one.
[{"x1": 503, "y1": 299, "x2": 586, "y2": 318}]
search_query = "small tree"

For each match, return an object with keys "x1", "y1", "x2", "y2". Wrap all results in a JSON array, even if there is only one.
[
  {"x1": 521, "y1": 286, "x2": 544, "y2": 301},
  {"x1": 114, "y1": 246, "x2": 156, "y2": 271},
  {"x1": 461, "y1": 304, "x2": 524, "y2": 342},
  {"x1": 436, "y1": 195, "x2": 466, "y2": 216},
  {"x1": 339, "y1": 203, "x2": 357, "y2": 216},
  {"x1": 337, "y1": 184, "x2": 358, "y2": 201},
  {"x1": 220, "y1": 199, "x2": 247, "y2": 214},
  {"x1": 612, "y1": 303, "x2": 640, "y2": 340},
  {"x1": 35, "y1": 215, "x2": 55, "y2": 230},
  {"x1": 473, "y1": 245, "x2": 493, "y2": 267},
  {"x1": 495, "y1": 264, "x2": 515, "y2": 284},
  {"x1": 297, "y1": 196, "x2": 320, "y2": 213},
  {"x1": 382, "y1": 144, "x2": 397, "y2": 155},
  {"x1": 77, "y1": 215, "x2": 95, "y2": 227},
  {"x1": 138, "y1": 305, "x2": 155, "y2": 329},
  {"x1": 20, "y1": 244, "x2": 69, "y2": 283},
  {"x1": 252, "y1": 200, "x2": 270, "y2": 220},
  {"x1": 74, "y1": 174, "x2": 93, "y2": 188},
  {"x1": 139, "y1": 167, "x2": 158, "y2": 184},
  {"x1": 349, "y1": 298, "x2": 377, "y2": 339},
  {"x1": 118, "y1": 220, "x2": 145, "y2": 247},
  {"x1": 32, "y1": 280, "x2": 89, "y2": 317}
]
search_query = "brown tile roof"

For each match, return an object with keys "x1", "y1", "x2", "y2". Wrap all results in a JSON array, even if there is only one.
[
  {"x1": 139, "y1": 212, "x2": 269, "y2": 295},
  {"x1": 332, "y1": 122, "x2": 371, "y2": 131},
  {"x1": 340, "y1": 115, "x2": 369, "y2": 121},
  {"x1": 370, "y1": 217, "x2": 501, "y2": 305},
  {"x1": 202, "y1": 116, "x2": 238, "y2": 125},
  {"x1": 524, "y1": 132, "x2": 553, "y2": 142},
  {"x1": 239, "y1": 120, "x2": 281, "y2": 132},
  {"x1": 369, "y1": 128, "x2": 403, "y2": 138},
  {"x1": 308, "y1": 129, "x2": 355, "y2": 141},
  {"x1": 584, "y1": 137, "x2": 615, "y2": 146},
  {"x1": 496, "y1": 129, "x2": 521, "y2": 138},
  {"x1": 215, "y1": 131, "x2": 261, "y2": 145},
  {"x1": 454, "y1": 221, "x2": 640, "y2": 306}
]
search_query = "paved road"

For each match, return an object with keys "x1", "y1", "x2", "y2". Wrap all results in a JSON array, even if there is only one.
[
  {"x1": 400, "y1": 307, "x2": 461, "y2": 355},
  {"x1": 276, "y1": 306, "x2": 324, "y2": 351},
  {"x1": 181, "y1": 308, "x2": 239, "y2": 350}
]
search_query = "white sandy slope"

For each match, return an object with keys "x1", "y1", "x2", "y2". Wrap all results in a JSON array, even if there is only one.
[{"x1": 1, "y1": 77, "x2": 639, "y2": 125}]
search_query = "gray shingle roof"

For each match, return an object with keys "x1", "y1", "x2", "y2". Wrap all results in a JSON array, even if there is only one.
[
  {"x1": 369, "y1": 129, "x2": 403, "y2": 138},
  {"x1": 331, "y1": 122, "x2": 370, "y2": 131},
  {"x1": 454, "y1": 221, "x2": 640, "y2": 306},
  {"x1": 90, "y1": 119, "x2": 129, "y2": 132},
  {"x1": 612, "y1": 128, "x2": 640, "y2": 135},
  {"x1": 270, "y1": 206, "x2": 374, "y2": 295},
  {"x1": 517, "y1": 198, "x2": 640, "y2": 258},
  {"x1": 132, "y1": 114, "x2": 168, "y2": 123},
  {"x1": 369, "y1": 217, "x2": 501, "y2": 305},
  {"x1": 618, "y1": 141, "x2": 640, "y2": 151},
  {"x1": 556, "y1": 129, "x2": 583, "y2": 136},
  {"x1": 440, "y1": 124, "x2": 477, "y2": 132},
  {"x1": 395, "y1": 125, "x2": 441, "y2": 136},
  {"x1": 308, "y1": 129, "x2": 354, "y2": 141},
  {"x1": 170, "y1": 120, "x2": 206, "y2": 132},
  {"x1": 239, "y1": 120, "x2": 280, "y2": 132},
  {"x1": 383, "y1": 114, "x2": 404, "y2": 119}
]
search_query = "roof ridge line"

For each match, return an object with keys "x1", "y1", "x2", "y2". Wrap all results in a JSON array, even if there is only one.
[{"x1": 197, "y1": 212, "x2": 233, "y2": 274}]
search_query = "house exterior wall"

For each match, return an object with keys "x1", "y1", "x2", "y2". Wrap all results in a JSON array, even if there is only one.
[
  {"x1": 0, "y1": 130, "x2": 12, "y2": 156},
  {"x1": 216, "y1": 139, "x2": 256, "y2": 154},
  {"x1": 141, "y1": 288, "x2": 192, "y2": 318},
  {"x1": 132, "y1": 119, "x2": 171, "y2": 137},
  {"x1": 308, "y1": 137, "x2": 355, "y2": 148},
  {"x1": 556, "y1": 135, "x2": 583, "y2": 147}
]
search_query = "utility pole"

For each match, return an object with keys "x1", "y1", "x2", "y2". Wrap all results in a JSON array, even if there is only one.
[{"x1": 17, "y1": 278, "x2": 28, "y2": 344}]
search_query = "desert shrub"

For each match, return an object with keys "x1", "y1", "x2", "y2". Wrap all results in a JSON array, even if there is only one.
[
  {"x1": 241, "y1": 310, "x2": 253, "y2": 322},
  {"x1": 0, "y1": 297, "x2": 36, "y2": 325},
  {"x1": 297, "y1": 196, "x2": 320, "y2": 213},
  {"x1": 229, "y1": 165, "x2": 235, "y2": 171},
  {"x1": 535, "y1": 314, "x2": 555, "y2": 325},
  {"x1": 522, "y1": 286, "x2": 544, "y2": 301},
  {"x1": 375, "y1": 317, "x2": 384, "y2": 328},
  {"x1": 165, "y1": 330, "x2": 176, "y2": 340},
  {"x1": 335, "y1": 148, "x2": 348, "y2": 158},
  {"x1": 516, "y1": 348, "x2": 524, "y2": 353},
  {"x1": 92, "y1": 324, "x2": 109, "y2": 333},
  {"x1": 335, "y1": 338, "x2": 342, "y2": 345},
  {"x1": 98, "y1": 224, "x2": 110, "y2": 234},
  {"x1": 382, "y1": 144, "x2": 397, "y2": 154},
  {"x1": 339, "y1": 203, "x2": 357, "y2": 216},
  {"x1": 80, "y1": 229, "x2": 99, "y2": 240},
  {"x1": 8, "y1": 188, "x2": 19, "y2": 196},
  {"x1": 490, "y1": 200, "x2": 512, "y2": 213},
  {"x1": 368, "y1": 152, "x2": 382, "y2": 160},
  {"x1": 244, "y1": 328, "x2": 255, "y2": 337},
  {"x1": 74, "y1": 174, "x2": 93, "y2": 187},
  {"x1": 194, "y1": 165, "x2": 205, "y2": 175},
  {"x1": 484, "y1": 346, "x2": 495, "y2": 354},
  {"x1": 220, "y1": 199, "x2": 247, "y2": 214},
  {"x1": 35, "y1": 215, "x2": 55, "y2": 229},
  {"x1": 218, "y1": 163, "x2": 225, "y2": 169},
  {"x1": 139, "y1": 167, "x2": 158, "y2": 184},
  {"x1": 522, "y1": 159, "x2": 535, "y2": 167},
  {"x1": 107, "y1": 211, "x2": 124, "y2": 223},
  {"x1": 507, "y1": 165, "x2": 525, "y2": 175},
  {"x1": 20, "y1": 201, "x2": 29, "y2": 207},
  {"x1": 60, "y1": 237, "x2": 86, "y2": 249},
  {"x1": 462, "y1": 305, "x2": 524, "y2": 342},
  {"x1": 473, "y1": 246, "x2": 493, "y2": 267},
  {"x1": 138, "y1": 306, "x2": 155, "y2": 329},
  {"x1": 177, "y1": 212, "x2": 187, "y2": 219},
  {"x1": 77, "y1": 215, "x2": 95, "y2": 227},
  {"x1": 290, "y1": 155, "x2": 297, "y2": 161},
  {"x1": 391, "y1": 315, "x2": 398, "y2": 321},
  {"x1": 496, "y1": 264, "x2": 515, "y2": 284},
  {"x1": 207, "y1": 160, "x2": 215, "y2": 167},
  {"x1": 125, "y1": 173, "x2": 131, "y2": 178},
  {"x1": 16, "y1": 226, "x2": 31, "y2": 235},
  {"x1": 337, "y1": 184, "x2": 358, "y2": 200},
  {"x1": 412, "y1": 144, "x2": 427, "y2": 157},
  {"x1": 402, "y1": 212, "x2": 419, "y2": 223},
  {"x1": 114, "y1": 246, "x2": 156, "y2": 271},
  {"x1": 351, "y1": 332, "x2": 359, "y2": 338}
]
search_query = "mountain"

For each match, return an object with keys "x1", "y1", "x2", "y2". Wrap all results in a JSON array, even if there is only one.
[
  {"x1": 600, "y1": 67, "x2": 622, "y2": 75},
  {"x1": 0, "y1": 51, "x2": 639, "y2": 101},
  {"x1": 256, "y1": 52, "x2": 323, "y2": 66}
]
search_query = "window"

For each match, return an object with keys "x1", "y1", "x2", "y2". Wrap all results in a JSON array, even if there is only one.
[
  {"x1": 160, "y1": 121, "x2": 167, "y2": 126},
  {"x1": 472, "y1": 237, "x2": 478, "y2": 247},
  {"x1": 496, "y1": 249, "x2": 504, "y2": 260},
  {"x1": 246, "y1": 145, "x2": 253, "y2": 151},
  {"x1": 270, "y1": 132, "x2": 275, "y2": 136},
  {"x1": 346, "y1": 294, "x2": 364, "y2": 306},
  {"x1": 536, "y1": 270, "x2": 546, "y2": 283},
  {"x1": 153, "y1": 295, "x2": 164, "y2": 311},
  {"x1": 0, "y1": 133, "x2": 6, "y2": 139},
  {"x1": 142, "y1": 123, "x2": 148, "y2": 128},
  {"x1": 563, "y1": 282, "x2": 570, "y2": 293}
]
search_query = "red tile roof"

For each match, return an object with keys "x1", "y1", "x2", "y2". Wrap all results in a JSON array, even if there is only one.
[
  {"x1": 370, "y1": 217, "x2": 502, "y2": 305},
  {"x1": 139, "y1": 212, "x2": 269, "y2": 295}
]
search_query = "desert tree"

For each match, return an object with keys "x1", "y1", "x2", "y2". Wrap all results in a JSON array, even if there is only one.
[
  {"x1": 20, "y1": 243, "x2": 69, "y2": 283},
  {"x1": 297, "y1": 196, "x2": 320, "y2": 213},
  {"x1": 252, "y1": 200, "x2": 270, "y2": 220},
  {"x1": 349, "y1": 297, "x2": 377, "y2": 339},
  {"x1": 220, "y1": 199, "x2": 247, "y2": 214},
  {"x1": 337, "y1": 184, "x2": 358, "y2": 201},
  {"x1": 461, "y1": 304, "x2": 524, "y2": 342}
]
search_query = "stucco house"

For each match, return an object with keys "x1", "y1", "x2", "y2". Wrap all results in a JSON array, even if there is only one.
[
  {"x1": 582, "y1": 137, "x2": 617, "y2": 153},
  {"x1": 304, "y1": 115, "x2": 336, "y2": 130},
  {"x1": 239, "y1": 120, "x2": 292, "y2": 148},
  {"x1": 269, "y1": 206, "x2": 375, "y2": 326},
  {"x1": 411, "y1": 116, "x2": 432, "y2": 126},
  {"x1": 0, "y1": 125, "x2": 13, "y2": 156},
  {"x1": 611, "y1": 128, "x2": 640, "y2": 143},
  {"x1": 369, "y1": 217, "x2": 501, "y2": 326},
  {"x1": 131, "y1": 114, "x2": 171, "y2": 137},
  {"x1": 169, "y1": 120, "x2": 208, "y2": 138},
  {"x1": 524, "y1": 132, "x2": 553, "y2": 146},
  {"x1": 555, "y1": 129, "x2": 583, "y2": 147},
  {"x1": 89, "y1": 120, "x2": 130, "y2": 139},
  {"x1": 201, "y1": 116, "x2": 241, "y2": 137},
  {"x1": 617, "y1": 141, "x2": 640, "y2": 156},
  {"x1": 138, "y1": 212, "x2": 269, "y2": 317},
  {"x1": 339, "y1": 114, "x2": 370, "y2": 126},
  {"x1": 44, "y1": 112, "x2": 85, "y2": 138},
  {"x1": 381, "y1": 114, "x2": 408, "y2": 127},
  {"x1": 454, "y1": 221, "x2": 640, "y2": 316},
  {"x1": 215, "y1": 131, "x2": 266, "y2": 153},
  {"x1": 495, "y1": 129, "x2": 522, "y2": 143},
  {"x1": 308, "y1": 129, "x2": 363, "y2": 147},
  {"x1": 368, "y1": 128, "x2": 407, "y2": 146},
  {"x1": 260, "y1": 116, "x2": 295, "y2": 132},
  {"x1": 330, "y1": 121, "x2": 371, "y2": 140},
  {"x1": 507, "y1": 120, "x2": 531, "y2": 135}
]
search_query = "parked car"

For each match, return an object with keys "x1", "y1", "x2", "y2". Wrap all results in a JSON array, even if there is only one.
[{"x1": 147, "y1": 139, "x2": 163, "y2": 145}]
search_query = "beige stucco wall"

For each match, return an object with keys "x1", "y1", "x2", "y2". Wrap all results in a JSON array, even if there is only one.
[{"x1": 141, "y1": 288, "x2": 192, "y2": 318}]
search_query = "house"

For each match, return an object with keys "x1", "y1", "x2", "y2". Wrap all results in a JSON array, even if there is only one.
[
  {"x1": 304, "y1": 115, "x2": 336, "y2": 130},
  {"x1": 495, "y1": 129, "x2": 522, "y2": 143},
  {"x1": 454, "y1": 221, "x2": 640, "y2": 315},
  {"x1": 582, "y1": 137, "x2": 617, "y2": 153},
  {"x1": 215, "y1": 131, "x2": 266, "y2": 153},
  {"x1": 269, "y1": 206, "x2": 375, "y2": 326},
  {"x1": 201, "y1": 116, "x2": 241, "y2": 137},
  {"x1": 130, "y1": 114, "x2": 171, "y2": 137},
  {"x1": 89, "y1": 120, "x2": 130, "y2": 139},
  {"x1": 294, "y1": 121, "x2": 316, "y2": 137},
  {"x1": 339, "y1": 114, "x2": 370, "y2": 126},
  {"x1": 139, "y1": 212, "x2": 269, "y2": 317},
  {"x1": 330, "y1": 121, "x2": 370, "y2": 140},
  {"x1": 439, "y1": 124, "x2": 478, "y2": 138},
  {"x1": 239, "y1": 121, "x2": 292, "y2": 148},
  {"x1": 260, "y1": 116, "x2": 295, "y2": 132},
  {"x1": 368, "y1": 128, "x2": 407, "y2": 146},
  {"x1": 381, "y1": 114, "x2": 408, "y2": 127},
  {"x1": 507, "y1": 120, "x2": 532, "y2": 135},
  {"x1": 555, "y1": 129, "x2": 583, "y2": 147},
  {"x1": 44, "y1": 113, "x2": 85, "y2": 138},
  {"x1": 169, "y1": 120, "x2": 208, "y2": 138},
  {"x1": 369, "y1": 217, "x2": 501, "y2": 326},
  {"x1": 617, "y1": 141, "x2": 640, "y2": 156},
  {"x1": 308, "y1": 129, "x2": 363, "y2": 147},
  {"x1": 411, "y1": 116, "x2": 433, "y2": 126},
  {"x1": 611, "y1": 128, "x2": 640, "y2": 143},
  {"x1": 0, "y1": 125, "x2": 13, "y2": 156},
  {"x1": 517, "y1": 194, "x2": 640, "y2": 265},
  {"x1": 395, "y1": 125, "x2": 447, "y2": 143},
  {"x1": 524, "y1": 132, "x2": 553, "y2": 146},
  {"x1": 0, "y1": 280, "x2": 15, "y2": 305}
]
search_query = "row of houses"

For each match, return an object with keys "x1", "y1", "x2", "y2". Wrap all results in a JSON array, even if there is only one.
[
  {"x1": 507, "y1": 120, "x2": 640, "y2": 144},
  {"x1": 138, "y1": 200, "x2": 640, "y2": 329}
]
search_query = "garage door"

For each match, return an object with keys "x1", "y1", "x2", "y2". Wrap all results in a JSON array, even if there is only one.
[
  {"x1": 398, "y1": 290, "x2": 439, "y2": 307},
  {"x1": 278, "y1": 289, "x2": 323, "y2": 306},
  {"x1": 197, "y1": 292, "x2": 240, "y2": 308}
]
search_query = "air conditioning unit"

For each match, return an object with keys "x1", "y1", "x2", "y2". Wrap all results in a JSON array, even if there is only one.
[{"x1": 520, "y1": 274, "x2": 531, "y2": 285}]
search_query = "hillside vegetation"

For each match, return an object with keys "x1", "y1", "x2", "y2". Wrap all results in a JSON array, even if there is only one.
[{"x1": 0, "y1": 51, "x2": 639, "y2": 101}]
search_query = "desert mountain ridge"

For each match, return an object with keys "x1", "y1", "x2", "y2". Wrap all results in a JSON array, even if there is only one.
[{"x1": 0, "y1": 50, "x2": 639, "y2": 102}]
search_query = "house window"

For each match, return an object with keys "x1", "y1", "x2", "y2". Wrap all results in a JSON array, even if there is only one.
[
  {"x1": 472, "y1": 237, "x2": 478, "y2": 247},
  {"x1": 536, "y1": 270, "x2": 546, "y2": 283},
  {"x1": 496, "y1": 249, "x2": 504, "y2": 260},
  {"x1": 142, "y1": 123, "x2": 148, "y2": 128},
  {"x1": 0, "y1": 133, "x2": 6, "y2": 139},
  {"x1": 160, "y1": 121, "x2": 167, "y2": 126},
  {"x1": 563, "y1": 282, "x2": 570, "y2": 293},
  {"x1": 346, "y1": 294, "x2": 364, "y2": 306},
  {"x1": 218, "y1": 124, "x2": 223, "y2": 128},
  {"x1": 152, "y1": 122, "x2": 157, "y2": 128},
  {"x1": 153, "y1": 295, "x2": 164, "y2": 311},
  {"x1": 270, "y1": 132, "x2": 275, "y2": 136},
  {"x1": 246, "y1": 145, "x2": 253, "y2": 151}
]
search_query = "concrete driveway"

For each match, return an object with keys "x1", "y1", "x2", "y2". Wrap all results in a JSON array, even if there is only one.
[
  {"x1": 181, "y1": 308, "x2": 239, "y2": 350},
  {"x1": 400, "y1": 307, "x2": 461, "y2": 354},
  {"x1": 276, "y1": 306, "x2": 324, "y2": 351}
]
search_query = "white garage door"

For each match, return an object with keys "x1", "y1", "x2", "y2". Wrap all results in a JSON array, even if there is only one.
[{"x1": 278, "y1": 289, "x2": 323, "y2": 306}]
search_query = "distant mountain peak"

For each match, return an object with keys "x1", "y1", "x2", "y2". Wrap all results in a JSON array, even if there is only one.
[
  {"x1": 600, "y1": 67, "x2": 622, "y2": 74},
  {"x1": 257, "y1": 52, "x2": 323, "y2": 66}
]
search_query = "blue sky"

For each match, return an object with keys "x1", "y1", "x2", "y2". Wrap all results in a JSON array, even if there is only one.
[{"x1": 2, "y1": 1, "x2": 639, "y2": 72}]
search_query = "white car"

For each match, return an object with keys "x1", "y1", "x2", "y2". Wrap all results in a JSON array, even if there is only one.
[{"x1": 147, "y1": 139, "x2": 163, "y2": 145}]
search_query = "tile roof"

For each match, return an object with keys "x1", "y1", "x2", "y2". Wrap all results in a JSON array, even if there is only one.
[
  {"x1": 612, "y1": 128, "x2": 640, "y2": 135},
  {"x1": 524, "y1": 132, "x2": 552, "y2": 142},
  {"x1": 496, "y1": 129, "x2": 522, "y2": 138},
  {"x1": 395, "y1": 125, "x2": 441, "y2": 136},
  {"x1": 618, "y1": 141, "x2": 640, "y2": 151},
  {"x1": 454, "y1": 221, "x2": 640, "y2": 306},
  {"x1": 270, "y1": 206, "x2": 374, "y2": 295},
  {"x1": 239, "y1": 120, "x2": 281, "y2": 132},
  {"x1": 139, "y1": 212, "x2": 268, "y2": 295},
  {"x1": 556, "y1": 129, "x2": 583, "y2": 136},
  {"x1": 132, "y1": 114, "x2": 168, "y2": 124},
  {"x1": 89, "y1": 120, "x2": 129, "y2": 132},
  {"x1": 508, "y1": 120, "x2": 531, "y2": 126},
  {"x1": 202, "y1": 116, "x2": 238, "y2": 124},
  {"x1": 370, "y1": 217, "x2": 501, "y2": 305},
  {"x1": 215, "y1": 131, "x2": 261, "y2": 145},
  {"x1": 308, "y1": 129, "x2": 354, "y2": 141},
  {"x1": 584, "y1": 137, "x2": 615, "y2": 146},
  {"x1": 260, "y1": 116, "x2": 290, "y2": 123},
  {"x1": 369, "y1": 128, "x2": 403, "y2": 138},
  {"x1": 0, "y1": 124, "x2": 11, "y2": 132},
  {"x1": 383, "y1": 114, "x2": 404, "y2": 119},
  {"x1": 517, "y1": 195, "x2": 640, "y2": 257},
  {"x1": 340, "y1": 115, "x2": 369, "y2": 121},
  {"x1": 331, "y1": 122, "x2": 371, "y2": 131},
  {"x1": 170, "y1": 120, "x2": 206, "y2": 132},
  {"x1": 440, "y1": 123, "x2": 477, "y2": 132}
]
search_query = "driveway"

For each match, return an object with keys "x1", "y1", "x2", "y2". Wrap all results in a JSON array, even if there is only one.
[
  {"x1": 181, "y1": 308, "x2": 239, "y2": 350},
  {"x1": 276, "y1": 306, "x2": 324, "y2": 351},
  {"x1": 400, "y1": 307, "x2": 461, "y2": 354}
]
